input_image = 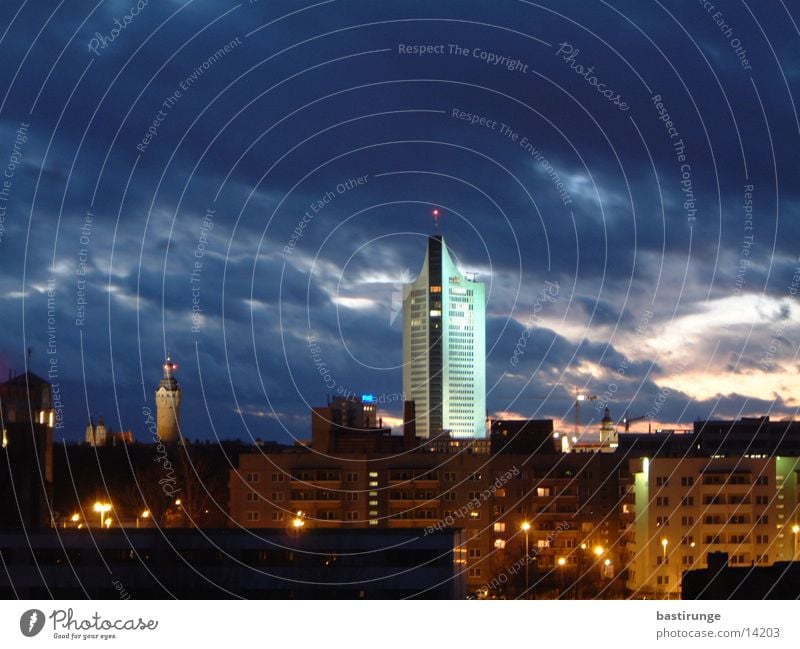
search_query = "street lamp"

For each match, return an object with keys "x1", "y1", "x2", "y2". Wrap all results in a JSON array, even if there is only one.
[
  {"x1": 602, "y1": 557, "x2": 613, "y2": 580},
  {"x1": 137, "y1": 510, "x2": 150, "y2": 528},
  {"x1": 93, "y1": 502, "x2": 111, "y2": 529},
  {"x1": 661, "y1": 538, "x2": 669, "y2": 599},
  {"x1": 792, "y1": 524, "x2": 799, "y2": 560},
  {"x1": 593, "y1": 545, "x2": 605, "y2": 558},
  {"x1": 521, "y1": 521, "x2": 531, "y2": 597},
  {"x1": 557, "y1": 556, "x2": 566, "y2": 598},
  {"x1": 293, "y1": 511, "x2": 306, "y2": 529}
]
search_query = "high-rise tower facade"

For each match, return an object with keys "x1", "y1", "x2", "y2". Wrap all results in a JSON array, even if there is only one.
[
  {"x1": 155, "y1": 357, "x2": 182, "y2": 443},
  {"x1": 403, "y1": 235, "x2": 486, "y2": 439}
]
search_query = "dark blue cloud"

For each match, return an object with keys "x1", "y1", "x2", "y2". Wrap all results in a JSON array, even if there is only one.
[{"x1": 2, "y1": 0, "x2": 799, "y2": 443}]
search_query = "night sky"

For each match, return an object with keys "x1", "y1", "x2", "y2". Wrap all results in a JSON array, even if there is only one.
[{"x1": 1, "y1": 0, "x2": 799, "y2": 444}]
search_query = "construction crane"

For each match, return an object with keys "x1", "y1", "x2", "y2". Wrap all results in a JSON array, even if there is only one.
[
  {"x1": 620, "y1": 411, "x2": 650, "y2": 433},
  {"x1": 575, "y1": 391, "x2": 598, "y2": 437}
]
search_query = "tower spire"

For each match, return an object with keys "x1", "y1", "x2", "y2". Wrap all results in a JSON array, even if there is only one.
[{"x1": 432, "y1": 208, "x2": 440, "y2": 232}]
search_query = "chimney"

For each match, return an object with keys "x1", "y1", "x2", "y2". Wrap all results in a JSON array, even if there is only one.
[
  {"x1": 707, "y1": 551, "x2": 729, "y2": 573},
  {"x1": 403, "y1": 400, "x2": 416, "y2": 449}
]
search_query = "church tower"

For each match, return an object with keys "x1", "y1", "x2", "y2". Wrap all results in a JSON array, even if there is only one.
[
  {"x1": 155, "y1": 357, "x2": 182, "y2": 443},
  {"x1": 600, "y1": 407, "x2": 618, "y2": 449}
]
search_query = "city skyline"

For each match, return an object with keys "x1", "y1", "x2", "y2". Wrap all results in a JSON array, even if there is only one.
[{"x1": 0, "y1": 1, "x2": 797, "y2": 447}]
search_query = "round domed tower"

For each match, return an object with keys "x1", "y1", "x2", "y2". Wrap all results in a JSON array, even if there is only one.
[
  {"x1": 600, "y1": 407, "x2": 618, "y2": 449},
  {"x1": 155, "y1": 356, "x2": 182, "y2": 443}
]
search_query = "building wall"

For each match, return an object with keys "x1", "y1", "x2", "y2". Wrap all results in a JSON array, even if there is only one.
[
  {"x1": 0, "y1": 373, "x2": 55, "y2": 528},
  {"x1": 486, "y1": 453, "x2": 624, "y2": 597},
  {"x1": 230, "y1": 450, "x2": 493, "y2": 591},
  {"x1": 626, "y1": 456, "x2": 800, "y2": 598},
  {"x1": 440, "y1": 238, "x2": 485, "y2": 439},
  {"x1": 404, "y1": 250, "x2": 431, "y2": 436},
  {"x1": 229, "y1": 449, "x2": 625, "y2": 596}
]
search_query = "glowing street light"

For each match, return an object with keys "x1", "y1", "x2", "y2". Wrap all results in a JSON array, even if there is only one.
[
  {"x1": 556, "y1": 556, "x2": 566, "y2": 598},
  {"x1": 137, "y1": 510, "x2": 150, "y2": 528},
  {"x1": 660, "y1": 538, "x2": 670, "y2": 598},
  {"x1": 593, "y1": 545, "x2": 605, "y2": 557},
  {"x1": 521, "y1": 521, "x2": 531, "y2": 597},
  {"x1": 792, "y1": 524, "x2": 799, "y2": 560},
  {"x1": 602, "y1": 557, "x2": 613, "y2": 580},
  {"x1": 93, "y1": 502, "x2": 111, "y2": 528},
  {"x1": 292, "y1": 511, "x2": 306, "y2": 529}
]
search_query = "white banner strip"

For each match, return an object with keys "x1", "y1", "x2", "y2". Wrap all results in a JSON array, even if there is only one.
[{"x1": 1, "y1": 600, "x2": 797, "y2": 647}]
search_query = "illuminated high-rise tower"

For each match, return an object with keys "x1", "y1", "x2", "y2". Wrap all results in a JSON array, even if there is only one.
[
  {"x1": 403, "y1": 232, "x2": 486, "y2": 439},
  {"x1": 155, "y1": 357, "x2": 182, "y2": 443}
]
